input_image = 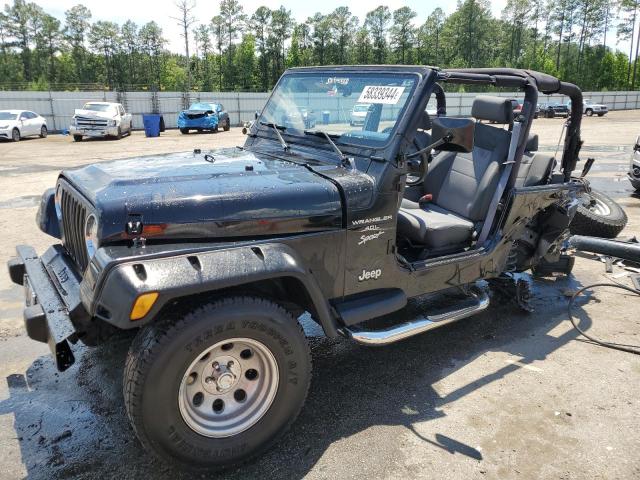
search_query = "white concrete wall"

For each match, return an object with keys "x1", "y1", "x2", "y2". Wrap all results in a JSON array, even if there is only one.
[{"x1": 0, "y1": 89, "x2": 637, "y2": 132}]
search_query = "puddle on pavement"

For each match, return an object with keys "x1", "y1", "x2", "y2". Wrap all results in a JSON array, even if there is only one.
[{"x1": 0, "y1": 195, "x2": 40, "y2": 209}]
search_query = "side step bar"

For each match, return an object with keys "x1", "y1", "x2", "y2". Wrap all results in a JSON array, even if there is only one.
[{"x1": 340, "y1": 288, "x2": 490, "y2": 346}]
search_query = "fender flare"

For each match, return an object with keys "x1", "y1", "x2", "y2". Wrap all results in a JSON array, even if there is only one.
[{"x1": 91, "y1": 242, "x2": 340, "y2": 337}]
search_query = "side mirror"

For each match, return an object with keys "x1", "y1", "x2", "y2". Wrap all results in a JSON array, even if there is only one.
[
  {"x1": 634, "y1": 136, "x2": 640, "y2": 152},
  {"x1": 431, "y1": 117, "x2": 475, "y2": 153},
  {"x1": 254, "y1": 111, "x2": 259, "y2": 120}
]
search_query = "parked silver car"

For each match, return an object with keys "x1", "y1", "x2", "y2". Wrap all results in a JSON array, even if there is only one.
[
  {"x1": 0, "y1": 110, "x2": 47, "y2": 141},
  {"x1": 630, "y1": 135, "x2": 640, "y2": 191}
]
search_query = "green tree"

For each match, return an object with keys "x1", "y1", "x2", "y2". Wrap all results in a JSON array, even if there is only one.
[
  {"x1": 309, "y1": 13, "x2": 331, "y2": 65},
  {"x1": 270, "y1": 6, "x2": 293, "y2": 76},
  {"x1": 354, "y1": 25, "x2": 371, "y2": 64},
  {"x1": 330, "y1": 7, "x2": 357, "y2": 64},
  {"x1": 121, "y1": 20, "x2": 139, "y2": 86},
  {"x1": 250, "y1": 7, "x2": 271, "y2": 90},
  {"x1": 64, "y1": 4, "x2": 92, "y2": 83},
  {"x1": 139, "y1": 21, "x2": 166, "y2": 89},
  {"x1": 390, "y1": 7, "x2": 417, "y2": 64},
  {"x1": 88, "y1": 20, "x2": 120, "y2": 88},
  {"x1": 417, "y1": 8, "x2": 445, "y2": 65},
  {"x1": 365, "y1": 6, "x2": 391, "y2": 64}
]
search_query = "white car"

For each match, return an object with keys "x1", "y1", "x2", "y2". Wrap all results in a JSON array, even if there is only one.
[
  {"x1": 583, "y1": 99, "x2": 608, "y2": 117},
  {"x1": 350, "y1": 103, "x2": 371, "y2": 126},
  {"x1": 70, "y1": 102, "x2": 133, "y2": 141},
  {"x1": 0, "y1": 110, "x2": 48, "y2": 142}
]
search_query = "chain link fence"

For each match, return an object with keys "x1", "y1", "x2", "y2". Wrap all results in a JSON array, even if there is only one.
[{"x1": 0, "y1": 90, "x2": 638, "y2": 132}]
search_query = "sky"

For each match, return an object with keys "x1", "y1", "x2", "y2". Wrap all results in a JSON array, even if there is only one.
[{"x1": 4, "y1": 0, "x2": 635, "y2": 56}]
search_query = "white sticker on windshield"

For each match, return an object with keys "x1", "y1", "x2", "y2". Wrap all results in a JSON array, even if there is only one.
[{"x1": 358, "y1": 86, "x2": 405, "y2": 105}]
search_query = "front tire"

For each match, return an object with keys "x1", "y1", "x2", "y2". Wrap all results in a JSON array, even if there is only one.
[
  {"x1": 123, "y1": 296, "x2": 311, "y2": 470},
  {"x1": 223, "y1": 118, "x2": 230, "y2": 131},
  {"x1": 11, "y1": 128, "x2": 20, "y2": 142},
  {"x1": 585, "y1": 109, "x2": 593, "y2": 116},
  {"x1": 73, "y1": 134, "x2": 82, "y2": 142},
  {"x1": 180, "y1": 128, "x2": 190, "y2": 134},
  {"x1": 569, "y1": 189, "x2": 627, "y2": 238}
]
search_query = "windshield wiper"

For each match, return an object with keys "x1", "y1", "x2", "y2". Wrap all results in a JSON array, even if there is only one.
[
  {"x1": 260, "y1": 121, "x2": 289, "y2": 152},
  {"x1": 304, "y1": 129, "x2": 353, "y2": 169}
]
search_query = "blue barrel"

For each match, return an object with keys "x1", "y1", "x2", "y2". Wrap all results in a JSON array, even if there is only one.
[
  {"x1": 322, "y1": 111, "x2": 330, "y2": 124},
  {"x1": 142, "y1": 114, "x2": 161, "y2": 137}
]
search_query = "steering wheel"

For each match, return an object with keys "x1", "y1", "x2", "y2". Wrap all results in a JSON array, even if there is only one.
[{"x1": 405, "y1": 139, "x2": 430, "y2": 186}]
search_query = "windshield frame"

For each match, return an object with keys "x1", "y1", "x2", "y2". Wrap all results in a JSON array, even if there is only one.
[
  {"x1": 256, "y1": 70, "x2": 422, "y2": 151},
  {"x1": 0, "y1": 112, "x2": 18, "y2": 120}
]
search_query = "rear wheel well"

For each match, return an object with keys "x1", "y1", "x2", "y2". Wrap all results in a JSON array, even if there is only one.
[{"x1": 156, "y1": 277, "x2": 322, "y2": 331}]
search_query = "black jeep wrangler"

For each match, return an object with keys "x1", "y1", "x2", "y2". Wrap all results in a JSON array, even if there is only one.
[{"x1": 8, "y1": 66, "x2": 589, "y2": 470}]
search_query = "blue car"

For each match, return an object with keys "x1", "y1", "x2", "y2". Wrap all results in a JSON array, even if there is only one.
[{"x1": 178, "y1": 102, "x2": 230, "y2": 134}]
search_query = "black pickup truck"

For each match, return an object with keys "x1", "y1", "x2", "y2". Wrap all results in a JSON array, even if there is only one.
[{"x1": 9, "y1": 66, "x2": 593, "y2": 470}]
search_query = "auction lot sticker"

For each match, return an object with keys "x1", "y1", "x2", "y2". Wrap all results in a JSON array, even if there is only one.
[{"x1": 358, "y1": 86, "x2": 405, "y2": 104}]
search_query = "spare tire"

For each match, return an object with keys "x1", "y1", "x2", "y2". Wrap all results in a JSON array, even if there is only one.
[{"x1": 569, "y1": 190, "x2": 627, "y2": 238}]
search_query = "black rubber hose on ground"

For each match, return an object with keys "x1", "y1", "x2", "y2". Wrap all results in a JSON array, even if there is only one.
[
  {"x1": 568, "y1": 282, "x2": 640, "y2": 355},
  {"x1": 568, "y1": 235, "x2": 640, "y2": 263}
]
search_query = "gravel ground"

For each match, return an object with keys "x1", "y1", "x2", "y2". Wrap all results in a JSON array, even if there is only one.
[{"x1": 0, "y1": 113, "x2": 639, "y2": 480}]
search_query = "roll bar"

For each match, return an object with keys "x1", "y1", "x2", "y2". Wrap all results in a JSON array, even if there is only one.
[{"x1": 437, "y1": 68, "x2": 583, "y2": 180}]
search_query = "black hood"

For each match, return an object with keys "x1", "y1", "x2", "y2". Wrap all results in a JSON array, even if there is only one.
[{"x1": 61, "y1": 147, "x2": 343, "y2": 243}]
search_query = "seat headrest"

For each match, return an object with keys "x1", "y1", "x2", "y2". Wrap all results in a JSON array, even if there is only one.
[
  {"x1": 525, "y1": 134, "x2": 539, "y2": 151},
  {"x1": 471, "y1": 95, "x2": 513, "y2": 124},
  {"x1": 419, "y1": 111, "x2": 432, "y2": 130}
]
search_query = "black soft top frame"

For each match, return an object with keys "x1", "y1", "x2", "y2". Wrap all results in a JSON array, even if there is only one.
[{"x1": 438, "y1": 68, "x2": 583, "y2": 181}]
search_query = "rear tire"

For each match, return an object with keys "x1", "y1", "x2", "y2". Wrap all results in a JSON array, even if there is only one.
[
  {"x1": 123, "y1": 296, "x2": 311, "y2": 471},
  {"x1": 11, "y1": 128, "x2": 20, "y2": 142},
  {"x1": 39, "y1": 125, "x2": 47, "y2": 138},
  {"x1": 569, "y1": 190, "x2": 627, "y2": 238},
  {"x1": 73, "y1": 134, "x2": 82, "y2": 142}
]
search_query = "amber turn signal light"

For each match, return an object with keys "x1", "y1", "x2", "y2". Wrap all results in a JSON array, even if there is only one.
[{"x1": 130, "y1": 292, "x2": 159, "y2": 321}]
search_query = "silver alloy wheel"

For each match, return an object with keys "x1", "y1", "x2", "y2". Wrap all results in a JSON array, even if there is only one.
[
  {"x1": 178, "y1": 337, "x2": 279, "y2": 438},
  {"x1": 587, "y1": 197, "x2": 611, "y2": 216}
]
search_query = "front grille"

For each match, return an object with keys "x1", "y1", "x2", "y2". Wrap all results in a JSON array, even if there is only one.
[
  {"x1": 75, "y1": 116, "x2": 108, "y2": 128},
  {"x1": 60, "y1": 185, "x2": 90, "y2": 272}
]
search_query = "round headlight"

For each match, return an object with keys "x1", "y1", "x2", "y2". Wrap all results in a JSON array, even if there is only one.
[{"x1": 85, "y1": 214, "x2": 99, "y2": 258}]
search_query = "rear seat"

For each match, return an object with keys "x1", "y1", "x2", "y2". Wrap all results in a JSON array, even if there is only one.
[{"x1": 515, "y1": 134, "x2": 555, "y2": 187}]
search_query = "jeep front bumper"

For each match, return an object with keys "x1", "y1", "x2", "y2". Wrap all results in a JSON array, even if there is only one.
[{"x1": 7, "y1": 244, "x2": 88, "y2": 371}]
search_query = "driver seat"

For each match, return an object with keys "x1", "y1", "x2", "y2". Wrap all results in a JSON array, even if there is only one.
[{"x1": 398, "y1": 96, "x2": 513, "y2": 252}]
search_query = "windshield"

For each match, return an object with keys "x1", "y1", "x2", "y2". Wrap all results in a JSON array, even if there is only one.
[
  {"x1": 0, "y1": 112, "x2": 17, "y2": 120},
  {"x1": 260, "y1": 72, "x2": 418, "y2": 148},
  {"x1": 189, "y1": 102, "x2": 218, "y2": 111},
  {"x1": 83, "y1": 103, "x2": 114, "y2": 112},
  {"x1": 353, "y1": 104, "x2": 370, "y2": 112}
]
